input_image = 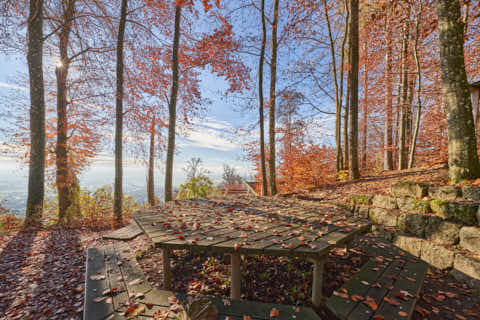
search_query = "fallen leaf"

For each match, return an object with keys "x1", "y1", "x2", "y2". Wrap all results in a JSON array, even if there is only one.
[
  {"x1": 93, "y1": 296, "x2": 106, "y2": 303},
  {"x1": 363, "y1": 296, "x2": 378, "y2": 311},
  {"x1": 168, "y1": 296, "x2": 179, "y2": 304},
  {"x1": 351, "y1": 295, "x2": 364, "y2": 302},
  {"x1": 128, "y1": 278, "x2": 143, "y2": 286},
  {"x1": 372, "y1": 315, "x2": 385, "y2": 320},
  {"x1": 384, "y1": 297, "x2": 400, "y2": 306},
  {"x1": 333, "y1": 290, "x2": 349, "y2": 299},
  {"x1": 89, "y1": 273, "x2": 106, "y2": 281},
  {"x1": 270, "y1": 308, "x2": 280, "y2": 317},
  {"x1": 398, "y1": 311, "x2": 408, "y2": 317},
  {"x1": 124, "y1": 304, "x2": 145, "y2": 318},
  {"x1": 455, "y1": 314, "x2": 467, "y2": 320}
]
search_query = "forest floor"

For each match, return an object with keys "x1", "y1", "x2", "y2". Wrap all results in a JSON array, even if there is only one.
[
  {"x1": 300, "y1": 164, "x2": 451, "y2": 202},
  {"x1": 1, "y1": 166, "x2": 480, "y2": 319}
]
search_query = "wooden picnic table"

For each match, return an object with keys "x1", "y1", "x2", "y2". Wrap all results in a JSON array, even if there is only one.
[{"x1": 133, "y1": 196, "x2": 372, "y2": 307}]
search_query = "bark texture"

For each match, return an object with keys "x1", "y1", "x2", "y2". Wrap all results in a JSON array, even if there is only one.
[
  {"x1": 384, "y1": 5, "x2": 393, "y2": 171},
  {"x1": 324, "y1": 0, "x2": 343, "y2": 173},
  {"x1": 348, "y1": 0, "x2": 359, "y2": 180},
  {"x1": 114, "y1": 0, "x2": 128, "y2": 226},
  {"x1": 147, "y1": 114, "x2": 155, "y2": 206},
  {"x1": 25, "y1": 0, "x2": 46, "y2": 226},
  {"x1": 258, "y1": 0, "x2": 268, "y2": 195},
  {"x1": 398, "y1": 7, "x2": 410, "y2": 170},
  {"x1": 268, "y1": 0, "x2": 280, "y2": 196},
  {"x1": 55, "y1": 0, "x2": 75, "y2": 223},
  {"x1": 437, "y1": 0, "x2": 480, "y2": 182},
  {"x1": 164, "y1": 5, "x2": 182, "y2": 202}
]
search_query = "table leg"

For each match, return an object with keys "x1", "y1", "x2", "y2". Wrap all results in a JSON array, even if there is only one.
[
  {"x1": 162, "y1": 248, "x2": 172, "y2": 290},
  {"x1": 312, "y1": 256, "x2": 327, "y2": 307},
  {"x1": 230, "y1": 253, "x2": 241, "y2": 300}
]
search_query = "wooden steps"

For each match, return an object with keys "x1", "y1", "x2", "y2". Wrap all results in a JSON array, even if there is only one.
[
  {"x1": 84, "y1": 242, "x2": 322, "y2": 319},
  {"x1": 326, "y1": 241, "x2": 428, "y2": 320}
]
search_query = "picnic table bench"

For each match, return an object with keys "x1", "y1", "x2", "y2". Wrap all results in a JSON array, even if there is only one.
[
  {"x1": 132, "y1": 197, "x2": 372, "y2": 307},
  {"x1": 83, "y1": 241, "x2": 321, "y2": 319},
  {"x1": 325, "y1": 239, "x2": 428, "y2": 320}
]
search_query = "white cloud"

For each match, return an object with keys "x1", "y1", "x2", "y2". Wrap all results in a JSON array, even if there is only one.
[
  {"x1": 178, "y1": 117, "x2": 240, "y2": 151},
  {"x1": 0, "y1": 82, "x2": 28, "y2": 92}
]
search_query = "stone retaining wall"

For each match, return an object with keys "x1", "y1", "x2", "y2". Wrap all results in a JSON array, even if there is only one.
[{"x1": 346, "y1": 180, "x2": 480, "y2": 289}]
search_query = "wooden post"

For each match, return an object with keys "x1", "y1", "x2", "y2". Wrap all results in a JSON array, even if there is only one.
[
  {"x1": 162, "y1": 248, "x2": 172, "y2": 290},
  {"x1": 312, "y1": 256, "x2": 327, "y2": 307},
  {"x1": 230, "y1": 253, "x2": 241, "y2": 300}
]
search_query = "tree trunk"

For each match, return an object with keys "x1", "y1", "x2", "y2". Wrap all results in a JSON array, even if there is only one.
[
  {"x1": 437, "y1": 0, "x2": 480, "y2": 182},
  {"x1": 341, "y1": 0, "x2": 350, "y2": 171},
  {"x1": 25, "y1": 0, "x2": 46, "y2": 227},
  {"x1": 268, "y1": 0, "x2": 280, "y2": 196},
  {"x1": 408, "y1": 2, "x2": 423, "y2": 169},
  {"x1": 324, "y1": 0, "x2": 342, "y2": 173},
  {"x1": 164, "y1": 4, "x2": 182, "y2": 202},
  {"x1": 344, "y1": 73, "x2": 350, "y2": 170},
  {"x1": 147, "y1": 114, "x2": 155, "y2": 206},
  {"x1": 55, "y1": 0, "x2": 75, "y2": 223},
  {"x1": 384, "y1": 5, "x2": 394, "y2": 171},
  {"x1": 348, "y1": 0, "x2": 359, "y2": 180},
  {"x1": 362, "y1": 42, "x2": 368, "y2": 169},
  {"x1": 398, "y1": 6, "x2": 410, "y2": 170},
  {"x1": 114, "y1": 0, "x2": 128, "y2": 226},
  {"x1": 258, "y1": 0, "x2": 268, "y2": 196}
]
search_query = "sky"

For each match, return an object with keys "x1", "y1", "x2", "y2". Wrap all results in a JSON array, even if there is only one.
[
  {"x1": 0, "y1": 51, "x2": 254, "y2": 189},
  {"x1": 0, "y1": 3, "x2": 337, "y2": 213}
]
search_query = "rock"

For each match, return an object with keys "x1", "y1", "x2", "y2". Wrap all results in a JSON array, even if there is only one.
[
  {"x1": 369, "y1": 208, "x2": 398, "y2": 227},
  {"x1": 397, "y1": 213, "x2": 427, "y2": 237},
  {"x1": 462, "y1": 186, "x2": 480, "y2": 202},
  {"x1": 429, "y1": 200, "x2": 478, "y2": 225},
  {"x1": 349, "y1": 193, "x2": 373, "y2": 205},
  {"x1": 451, "y1": 254, "x2": 480, "y2": 289},
  {"x1": 459, "y1": 226, "x2": 480, "y2": 253},
  {"x1": 372, "y1": 195, "x2": 397, "y2": 209},
  {"x1": 425, "y1": 217, "x2": 461, "y2": 245},
  {"x1": 428, "y1": 186, "x2": 461, "y2": 201},
  {"x1": 372, "y1": 225, "x2": 394, "y2": 241},
  {"x1": 420, "y1": 241, "x2": 455, "y2": 270},
  {"x1": 354, "y1": 205, "x2": 370, "y2": 218},
  {"x1": 477, "y1": 207, "x2": 480, "y2": 226},
  {"x1": 396, "y1": 197, "x2": 430, "y2": 214},
  {"x1": 393, "y1": 234, "x2": 424, "y2": 257},
  {"x1": 391, "y1": 181, "x2": 430, "y2": 198}
]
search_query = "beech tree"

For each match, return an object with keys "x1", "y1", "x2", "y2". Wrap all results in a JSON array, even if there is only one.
[
  {"x1": 268, "y1": 0, "x2": 280, "y2": 195},
  {"x1": 114, "y1": 0, "x2": 128, "y2": 226},
  {"x1": 25, "y1": 0, "x2": 46, "y2": 226},
  {"x1": 258, "y1": 0, "x2": 268, "y2": 196},
  {"x1": 437, "y1": 0, "x2": 480, "y2": 182},
  {"x1": 164, "y1": 3, "x2": 181, "y2": 202},
  {"x1": 348, "y1": 0, "x2": 359, "y2": 180}
]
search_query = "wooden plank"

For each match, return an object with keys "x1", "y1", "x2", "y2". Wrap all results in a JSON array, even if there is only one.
[
  {"x1": 230, "y1": 253, "x2": 241, "y2": 300},
  {"x1": 208, "y1": 297, "x2": 322, "y2": 320},
  {"x1": 104, "y1": 245, "x2": 129, "y2": 312},
  {"x1": 374, "y1": 259, "x2": 428, "y2": 320},
  {"x1": 102, "y1": 224, "x2": 143, "y2": 240},
  {"x1": 162, "y1": 249, "x2": 172, "y2": 290},
  {"x1": 347, "y1": 260, "x2": 404, "y2": 320},
  {"x1": 113, "y1": 243, "x2": 153, "y2": 299},
  {"x1": 312, "y1": 256, "x2": 327, "y2": 307},
  {"x1": 325, "y1": 259, "x2": 392, "y2": 320},
  {"x1": 84, "y1": 248, "x2": 114, "y2": 320}
]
